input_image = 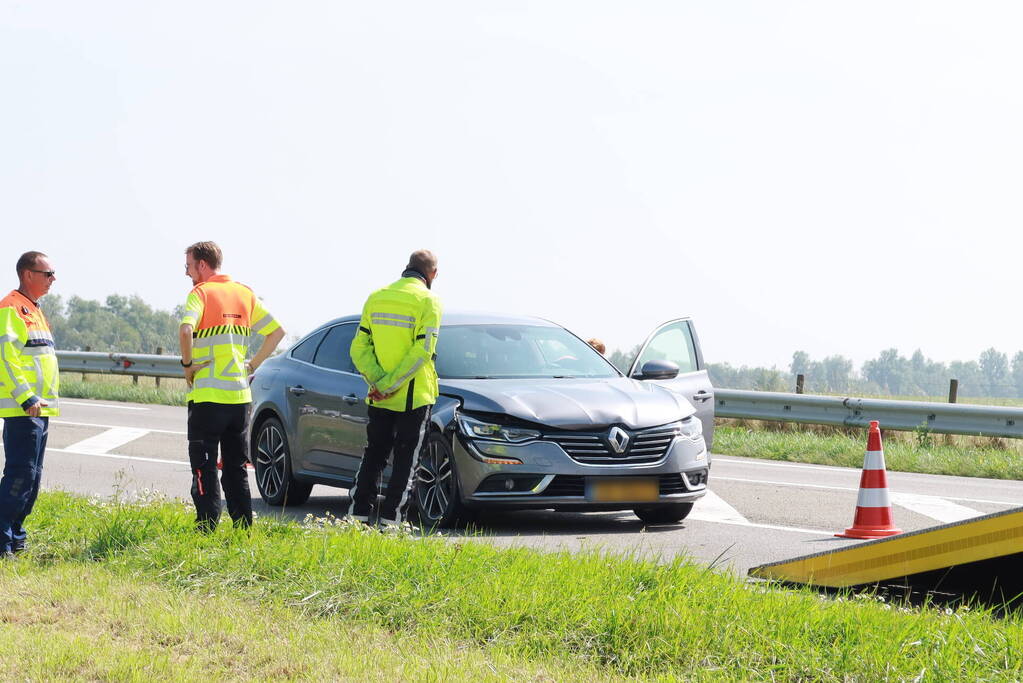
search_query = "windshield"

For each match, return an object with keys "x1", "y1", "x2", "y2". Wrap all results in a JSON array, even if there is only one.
[{"x1": 436, "y1": 324, "x2": 621, "y2": 379}]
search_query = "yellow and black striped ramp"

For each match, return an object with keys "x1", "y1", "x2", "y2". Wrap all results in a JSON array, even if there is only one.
[{"x1": 749, "y1": 507, "x2": 1023, "y2": 594}]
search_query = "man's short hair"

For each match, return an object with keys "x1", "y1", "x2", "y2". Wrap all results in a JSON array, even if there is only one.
[
  {"x1": 407, "y1": 249, "x2": 438, "y2": 274},
  {"x1": 587, "y1": 338, "x2": 606, "y2": 355},
  {"x1": 16, "y1": 251, "x2": 46, "y2": 278},
  {"x1": 186, "y1": 241, "x2": 223, "y2": 270}
]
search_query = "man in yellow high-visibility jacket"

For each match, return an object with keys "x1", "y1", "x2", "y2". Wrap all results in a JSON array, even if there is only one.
[
  {"x1": 348, "y1": 249, "x2": 442, "y2": 529},
  {"x1": 179, "y1": 241, "x2": 284, "y2": 532},
  {"x1": 0, "y1": 251, "x2": 59, "y2": 557}
]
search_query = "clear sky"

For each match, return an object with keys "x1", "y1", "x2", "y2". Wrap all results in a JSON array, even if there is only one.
[{"x1": 3, "y1": 2, "x2": 1021, "y2": 369}]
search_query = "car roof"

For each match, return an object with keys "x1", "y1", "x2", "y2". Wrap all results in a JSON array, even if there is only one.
[{"x1": 310, "y1": 310, "x2": 561, "y2": 333}]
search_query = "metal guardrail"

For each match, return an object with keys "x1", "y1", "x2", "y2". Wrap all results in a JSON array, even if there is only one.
[
  {"x1": 715, "y1": 388, "x2": 1023, "y2": 439},
  {"x1": 55, "y1": 351, "x2": 1023, "y2": 439},
  {"x1": 57, "y1": 350, "x2": 184, "y2": 379}
]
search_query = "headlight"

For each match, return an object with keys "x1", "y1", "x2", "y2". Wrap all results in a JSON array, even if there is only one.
[
  {"x1": 457, "y1": 414, "x2": 540, "y2": 443},
  {"x1": 678, "y1": 417, "x2": 703, "y2": 439}
]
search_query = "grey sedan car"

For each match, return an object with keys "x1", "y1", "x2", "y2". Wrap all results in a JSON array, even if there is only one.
[{"x1": 249, "y1": 312, "x2": 714, "y2": 527}]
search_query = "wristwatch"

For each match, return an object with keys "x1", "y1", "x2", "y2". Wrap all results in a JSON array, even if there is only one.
[{"x1": 180, "y1": 359, "x2": 193, "y2": 367}]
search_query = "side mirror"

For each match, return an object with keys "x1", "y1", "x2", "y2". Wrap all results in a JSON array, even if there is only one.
[{"x1": 636, "y1": 359, "x2": 679, "y2": 380}]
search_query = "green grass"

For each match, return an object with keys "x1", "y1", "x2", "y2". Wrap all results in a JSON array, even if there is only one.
[
  {"x1": 715, "y1": 420, "x2": 1023, "y2": 479},
  {"x1": 4, "y1": 491, "x2": 1021, "y2": 680},
  {"x1": 59, "y1": 373, "x2": 187, "y2": 405},
  {"x1": 0, "y1": 565, "x2": 602, "y2": 682}
]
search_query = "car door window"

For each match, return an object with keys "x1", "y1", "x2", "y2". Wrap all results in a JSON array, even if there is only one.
[
  {"x1": 291, "y1": 328, "x2": 328, "y2": 363},
  {"x1": 312, "y1": 323, "x2": 357, "y2": 373},
  {"x1": 634, "y1": 321, "x2": 698, "y2": 374}
]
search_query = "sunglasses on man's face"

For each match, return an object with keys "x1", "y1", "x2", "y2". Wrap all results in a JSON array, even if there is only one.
[{"x1": 30, "y1": 270, "x2": 56, "y2": 278}]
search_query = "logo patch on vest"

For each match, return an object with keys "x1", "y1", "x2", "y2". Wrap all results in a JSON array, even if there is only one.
[{"x1": 21, "y1": 306, "x2": 29, "y2": 315}]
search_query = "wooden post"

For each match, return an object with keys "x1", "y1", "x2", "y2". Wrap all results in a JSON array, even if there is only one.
[
  {"x1": 155, "y1": 347, "x2": 162, "y2": 388},
  {"x1": 795, "y1": 374, "x2": 805, "y2": 394},
  {"x1": 948, "y1": 378, "x2": 959, "y2": 404}
]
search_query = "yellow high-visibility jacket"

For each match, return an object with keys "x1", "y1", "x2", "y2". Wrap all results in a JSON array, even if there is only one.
[
  {"x1": 180, "y1": 274, "x2": 280, "y2": 404},
  {"x1": 0, "y1": 290, "x2": 59, "y2": 417},
  {"x1": 350, "y1": 276, "x2": 442, "y2": 412}
]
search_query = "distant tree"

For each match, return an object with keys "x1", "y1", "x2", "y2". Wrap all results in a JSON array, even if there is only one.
[
  {"x1": 862, "y1": 348, "x2": 911, "y2": 395},
  {"x1": 819, "y1": 355, "x2": 853, "y2": 392},
  {"x1": 948, "y1": 360, "x2": 984, "y2": 397},
  {"x1": 40, "y1": 293, "x2": 182, "y2": 353},
  {"x1": 1012, "y1": 352, "x2": 1023, "y2": 398},
  {"x1": 607, "y1": 344, "x2": 642, "y2": 374},
  {"x1": 979, "y1": 347, "x2": 1011, "y2": 397},
  {"x1": 790, "y1": 351, "x2": 811, "y2": 377}
]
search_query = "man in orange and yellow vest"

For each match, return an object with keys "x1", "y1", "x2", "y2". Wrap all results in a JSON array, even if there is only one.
[
  {"x1": 0, "y1": 251, "x2": 59, "y2": 557},
  {"x1": 179, "y1": 241, "x2": 284, "y2": 532}
]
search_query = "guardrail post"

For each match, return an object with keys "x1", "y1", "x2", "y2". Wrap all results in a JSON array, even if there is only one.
[
  {"x1": 948, "y1": 379, "x2": 959, "y2": 404},
  {"x1": 155, "y1": 347, "x2": 162, "y2": 388},
  {"x1": 795, "y1": 374, "x2": 805, "y2": 394},
  {"x1": 83, "y1": 346, "x2": 90, "y2": 382}
]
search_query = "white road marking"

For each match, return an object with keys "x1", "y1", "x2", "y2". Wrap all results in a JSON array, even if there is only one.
[
  {"x1": 714, "y1": 475, "x2": 1019, "y2": 507},
  {"x1": 61, "y1": 400, "x2": 150, "y2": 411},
  {"x1": 686, "y1": 490, "x2": 832, "y2": 535},
  {"x1": 49, "y1": 448, "x2": 259, "y2": 476},
  {"x1": 51, "y1": 419, "x2": 186, "y2": 435},
  {"x1": 49, "y1": 448, "x2": 184, "y2": 466},
  {"x1": 689, "y1": 490, "x2": 749, "y2": 525},
  {"x1": 889, "y1": 492, "x2": 983, "y2": 523},
  {"x1": 63, "y1": 427, "x2": 151, "y2": 454}
]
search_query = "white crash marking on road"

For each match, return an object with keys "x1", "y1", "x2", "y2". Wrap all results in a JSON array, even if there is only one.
[
  {"x1": 61, "y1": 400, "x2": 150, "y2": 411},
  {"x1": 687, "y1": 491, "x2": 828, "y2": 534},
  {"x1": 688, "y1": 490, "x2": 750, "y2": 525},
  {"x1": 49, "y1": 448, "x2": 184, "y2": 466},
  {"x1": 889, "y1": 492, "x2": 983, "y2": 523},
  {"x1": 51, "y1": 419, "x2": 186, "y2": 435},
  {"x1": 62, "y1": 427, "x2": 151, "y2": 454},
  {"x1": 714, "y1": 475, "x2": 1020, "y2": 508},
  {"x1": 714, "y1": 456, "x2": 858, "y2": 473}
]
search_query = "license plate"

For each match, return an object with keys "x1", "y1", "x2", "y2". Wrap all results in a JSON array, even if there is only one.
[{"x1": 586, "y1": 477, "x2": 659, "y2": 503}]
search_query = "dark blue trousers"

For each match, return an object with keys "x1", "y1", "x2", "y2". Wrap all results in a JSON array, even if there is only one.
[{"x1": 0, "y1": 416, "x2": 48, "y2": 553}]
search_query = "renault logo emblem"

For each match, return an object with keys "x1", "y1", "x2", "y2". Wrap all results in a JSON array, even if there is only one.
[{"x1": 607, "y1": 426, "x2": 630, "y2": 454}]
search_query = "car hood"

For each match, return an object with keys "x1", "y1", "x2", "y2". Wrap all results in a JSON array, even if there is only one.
[{"x1": 440, "y1": 377, "x2": 694, "y2": 430}]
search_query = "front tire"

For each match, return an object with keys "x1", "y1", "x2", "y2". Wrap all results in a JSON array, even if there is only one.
[
  {"x1": 633, "y1": 502, "x2": 694, "y2": 525},
  {"x1": 412, "y1": 432, "x2": 466, "y2": 528},
  {"x1": 252, "y1": 416, "x2": 313, "y2": 506}
]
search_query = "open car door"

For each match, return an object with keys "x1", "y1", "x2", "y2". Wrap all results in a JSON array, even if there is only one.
[{"x1": 628, "y1": 318, "x2": 715, "y2": 450}]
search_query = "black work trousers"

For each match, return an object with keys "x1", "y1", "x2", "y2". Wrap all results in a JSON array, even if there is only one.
[
  {"x1": 348, "y1": 405, "x2": 430, "y2": 524},
  {"x1": 187, "y1": 401, "x2": 252, "y2": 532}
]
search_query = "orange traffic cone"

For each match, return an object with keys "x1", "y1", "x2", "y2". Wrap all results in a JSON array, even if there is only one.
[{"x1": 836, "y1": 420, "x2": 902, "y2": 539}]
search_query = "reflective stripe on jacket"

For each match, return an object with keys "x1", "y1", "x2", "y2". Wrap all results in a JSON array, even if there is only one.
[
  {"x1": 350, "y1": 276, "x2": 442, "y2": 412},
  {"x1": 181, "y1": 274, "x2": 280, "y2": 404},
  {"x1": 0, "y1": 290, "x2": 59, "y2": 417}
]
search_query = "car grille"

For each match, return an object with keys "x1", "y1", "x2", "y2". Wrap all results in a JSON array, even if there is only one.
[
  {"x1": 542, "y1": 472, "x2": 706, "y2": 498},
  {"x1": 543, "y1": 425, "x2": 679, "y2": 464}
]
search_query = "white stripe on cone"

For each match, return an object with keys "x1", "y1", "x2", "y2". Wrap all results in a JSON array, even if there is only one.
[
  {"x1": 855, "y1": 487, "x2": 893, "y2": 509},
  {"x1": 863, "y1": 451, "x2": 886, "y2": 470}
]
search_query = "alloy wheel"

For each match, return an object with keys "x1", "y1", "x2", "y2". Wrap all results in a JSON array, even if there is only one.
[
  {"x1": 415, "y1": 435, "x2": 455, "y2": 525},
  {"x1": 255, "y1": 422, "x2": 287, "y2": 500}
]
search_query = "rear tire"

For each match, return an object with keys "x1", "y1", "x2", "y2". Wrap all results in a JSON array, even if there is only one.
[
  {"x1": 252, "y1": 416, "x2": 313, "y2": 506},
  {"x1": 412, "y1": 432, "x2": 466, "y2": 528},
  {"x1": 633, "y1": 502, "x2": 694, "y2": 525}
]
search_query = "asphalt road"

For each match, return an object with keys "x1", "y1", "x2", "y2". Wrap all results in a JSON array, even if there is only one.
[{"x1": 9, "y1": 398, "x2": 1023, "y2": 577}]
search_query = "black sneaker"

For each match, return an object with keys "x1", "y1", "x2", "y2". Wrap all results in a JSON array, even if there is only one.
[{"x1": 11, "y1": 541, "x2": 25, "y2": 554}]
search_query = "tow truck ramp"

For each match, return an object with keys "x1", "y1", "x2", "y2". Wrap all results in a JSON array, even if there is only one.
[{"x1": 749, "y1": 507, "x2": 1023, "y2": 604}]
